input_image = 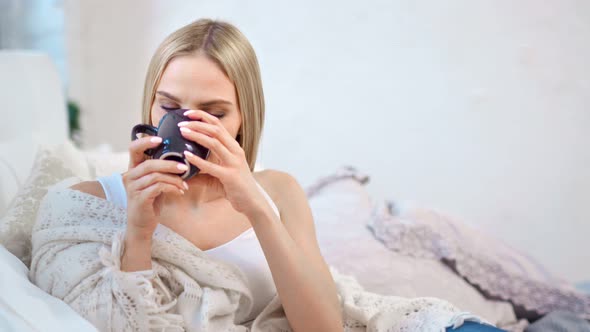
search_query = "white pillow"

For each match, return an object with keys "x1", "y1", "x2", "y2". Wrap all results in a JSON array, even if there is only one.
[
  {"x1": 0, "y1": 137, "x2": 37, "y2": 215},
  {"x1": 307, "y1": 166, "x2": 518, "y2": 327},
  {"x1": 0, "y1": 140, "x2": 91, "y2": 266},
  {"x1": 0, "y1": 244, "x2": 97, "y2": 331}
]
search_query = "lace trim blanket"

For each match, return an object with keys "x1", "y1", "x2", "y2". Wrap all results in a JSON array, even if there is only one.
[
  {"x1": 368, "y1": 200, "x2": 590, "y2": 321},
  {"x1": 29, "y1": 186, "x2": 487, "y2": 331}
]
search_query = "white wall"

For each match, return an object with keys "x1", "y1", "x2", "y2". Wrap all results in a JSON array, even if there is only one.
[
  {"x1": 0, "y1": 0, "x2": 67, "y2": 86},
  {"x1": 65, "y1": 0, "x2": 590, "y2": 282}
]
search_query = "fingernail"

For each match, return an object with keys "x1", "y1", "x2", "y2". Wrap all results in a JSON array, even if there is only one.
[
  {"x1": 150, "y1": 137, "x2": 162, "y2": 143},
  {"x1": 179, "y1": 127, "x2": 190, "y2": 133},
  {"x1": 182, "y1": 181, "x2": 189, "y2": 190},
  {"x1": 177, "y1": 163, "x2": 188, "y2": 171},
  {"x1": 183, "y1": 110, "x2": 196, "y2": 116},
  {"x1": 178, "y1": 121, "x2": 189, "y2": 127},
  {"x1": 184, "y1": 150, "x2": 194, "y2": 157},
  {"x1": 179, "y1": 189, "x2": 185, "y2": 195}
]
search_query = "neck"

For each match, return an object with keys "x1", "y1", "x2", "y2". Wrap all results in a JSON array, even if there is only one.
[
  {"x1": 183, "y1": 172, "x2": 225, "y2": 204},
  {"x1": 158, "y1": 172, "x2": 224, "y2": 208}
]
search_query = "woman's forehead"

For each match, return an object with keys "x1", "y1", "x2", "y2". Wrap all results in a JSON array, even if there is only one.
[{"x1": 158, "y1": 54, "x2": 236, "y2": 103}]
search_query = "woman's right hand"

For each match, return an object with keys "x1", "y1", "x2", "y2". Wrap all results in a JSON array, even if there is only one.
[{"x1": 122, "y1": 136, "x2": 188, "y2": 241}]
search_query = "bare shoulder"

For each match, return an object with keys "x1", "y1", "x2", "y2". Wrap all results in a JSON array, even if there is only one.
[
  {"x1": 69, "y1": 181, "x2": 106, "y2": 199},
  {"x1": 253, "y1": 170, "x2": 319, "y2": 244},
  {"x1": 253, "y1": 169, "x2": 304, "y2": 209}
]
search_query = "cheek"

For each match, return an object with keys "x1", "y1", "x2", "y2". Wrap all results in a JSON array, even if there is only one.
[
  {"x1": 228, "y1": 114, "x2": 242, "y2": 136},
  {"x1": 150, "y1": 105, "x2": 165, "y2": 125}
]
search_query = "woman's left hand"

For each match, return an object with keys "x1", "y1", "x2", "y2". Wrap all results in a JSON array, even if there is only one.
[{"x1": 178, "y1": 109, "x2": 266, "y2": 218}]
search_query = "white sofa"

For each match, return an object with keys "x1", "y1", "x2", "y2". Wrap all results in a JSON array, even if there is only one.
[{"x1": 0, "y1": 51, "x2": 98, "y2": 331}]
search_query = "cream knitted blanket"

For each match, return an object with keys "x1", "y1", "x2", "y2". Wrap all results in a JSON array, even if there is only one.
[{"x1": 29, "y1": 187, "x2": 487, "y2": 332}]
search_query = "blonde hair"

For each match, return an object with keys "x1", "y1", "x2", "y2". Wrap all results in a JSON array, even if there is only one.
[{"x1": 141, "y1": 19, "x2": 265, "y2": 171}]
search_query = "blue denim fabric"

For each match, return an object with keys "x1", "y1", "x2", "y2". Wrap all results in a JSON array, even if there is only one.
[{"x1": 446, "y1": 321, "x2": 507, "y2": 332}]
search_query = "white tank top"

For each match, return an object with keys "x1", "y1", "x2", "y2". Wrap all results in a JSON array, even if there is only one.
[{"x1": 96, "y1": 172, "x2": 279, "y2": 323}]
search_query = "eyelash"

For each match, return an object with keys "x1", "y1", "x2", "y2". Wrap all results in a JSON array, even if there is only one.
[{"x1": 160, "y1": 105, "x2": 225, "y2": 118}]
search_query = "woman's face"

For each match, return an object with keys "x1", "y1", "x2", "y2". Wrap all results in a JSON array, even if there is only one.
[{"x1": 150, "y1": 53, "x2": 241, "y2": 169}]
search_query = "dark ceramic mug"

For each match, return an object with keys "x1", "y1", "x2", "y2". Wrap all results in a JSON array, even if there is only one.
[{"x1": 131, "y1": 109, "x2": 210, "y2": 180}]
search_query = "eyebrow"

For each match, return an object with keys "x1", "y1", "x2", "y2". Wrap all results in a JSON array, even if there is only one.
[{"x1": 156, "y1": 90, "x2": 233, "y2": 107}]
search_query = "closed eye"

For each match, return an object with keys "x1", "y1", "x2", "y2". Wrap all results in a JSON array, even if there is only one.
[
  {"x1": 161, "y1": 105, "x2": 224, "y2": 118},
  {"x1": 161, "y1": 105, "x2": 178, "y2": 111},
  {"x1": 204, "y1": 109, "x2": 225, "y2": 119}
]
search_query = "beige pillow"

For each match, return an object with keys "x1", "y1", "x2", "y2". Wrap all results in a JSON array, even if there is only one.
[
  {"x1": 307, "y1": 166, "x2": 519, "y2": 327},
  {"x1": 0, "y1": 140, "x2": 91, "y2": 267},
  {"x1": 84, "y1": 149, "x2": 129, "y2": 177}
]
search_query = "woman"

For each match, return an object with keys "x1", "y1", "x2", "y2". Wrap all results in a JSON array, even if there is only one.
[
  {"x1": 30, "y1": 18, "x2": 504, "y2": 332},
  {"x1": 69, "y1": 18, "x2": 342, "y2": 331}
]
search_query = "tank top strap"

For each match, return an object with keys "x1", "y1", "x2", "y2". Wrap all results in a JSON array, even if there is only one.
[
  {"x1": 254, "y1": 181, "x2": 281, "y2": 219},
  {"x1": 96, "y1": 172, "x2": 128, "y2": 209}
]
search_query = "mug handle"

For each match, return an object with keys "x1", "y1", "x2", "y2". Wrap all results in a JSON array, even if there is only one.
[{"x1": 131, "y1": 124, "x2": 159, "y2": 156}]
